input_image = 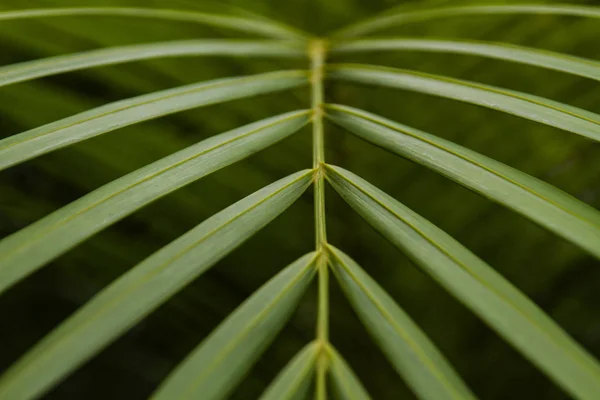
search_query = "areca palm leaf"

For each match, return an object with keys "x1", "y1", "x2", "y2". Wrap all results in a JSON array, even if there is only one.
[
  {"x1": 151, "y1": 252, "x2": 317, "y2": 400},
  {"x1": 0, "y1": 171, "x2": 313, "y2": 400},
  {"x1": 325, "y1": 104, "x2": 600, "y2": 260},
  {"x1": 0, "y1": 112, "x2": 310, "y2": 295},
  {"x1": 0, "y1": 70, "x2": 308, "y2": 171},
  {"x1": 0, "y1": 40, "x2": 306, "y2": 89},
  {"x1": 0, "y1": 0, "x2": 599, "y2": 399},
  {"x1": 328, "y1": 245, "x2": 476, "y2": 400},
  {"x1": 325, "y1": 165, "x2": 600, "y2": 400},
  {"x1": 331, "y1": 38, "x2": 600, "y2": 82},
  {"x1": 0, "y1": 7, "x2": 308, "y2": 40},
  {"x1": 327, "y1": 64, "x2": 600, "y2": 143},
  {"x1": 333, "y1": 4, "x2": 600, "y2": 38}
]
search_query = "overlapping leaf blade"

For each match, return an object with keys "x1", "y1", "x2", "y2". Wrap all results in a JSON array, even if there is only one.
[
  {"x1": 327, "y1": 64, "x2": 600, "y2": 143},
  {"x1": 325, "y1": 104, "x2": 600, "y2": 260},
  {"x1": 328, "y1": 346, "x2": 373, "y2": 400},
  {"x1": 0, "y1": 111, "x2": 310, "y2": 295},
  {"x1": 327, "y1": 245, "x2": 476, "y2": 400},
  {"x1": 333, "y1": 4, "x2": 600, "y2": 38},
  {"x1": 258, "y1": 342, "x2": 318, "y2": 400},
  {"x1": 331, "y1": 39, "x2": 600, "y2": 82},
  {"x1": 0, "y1": 171, "x2": 314, "y2": 400},
  {"x1": 0, "y1": 7, "x2": 308, "y2": 40},
  {"x1": 0, "y1": 70, "x2": 308, "y2": 171},
  {"x1": 1, "y1": 2, "x2": 598, "y2": 398},
  {"x1": 326, "y1": 165, "x2": 600, "y2": 400},
  {"x1": 0, "y1": 40, "x2": 306, "y2": 89},
  {"x1": 151, "y1": 252, "x2": 318, "y2": 400}
]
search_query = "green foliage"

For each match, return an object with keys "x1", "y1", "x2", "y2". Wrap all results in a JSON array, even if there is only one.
[
  {"x1": 325, "y1": 105, "x2": 600, "y2": 259},
  {"x1": 152, "y1": 253, "x2": 317, "y2": 399},
  {"x1": 0, "y1": 1, "x2": 599, "y2": 399},
  {"x1": 0, "y1": 71, "x2": 308, "y2": 170},
  {"x1": 0, "y1": 112, "x2": 310, "y2": 293},
  {"x1": 327, "y1": 64, "x2": 600, "y2": 142},
  {"x1": 0, "y1": 171, "x2": 313, "y2": 399},
  {"x1": 328, "y1": 346, "x2": 373, "y2": 400},
  {"x1": 259, "y1": 342, "x2": 318, "y2": 400},
  {"x1": 326, "y1": 166, "x2": 600, "y2": 399},
  {"x1": 328, "y1": 245, "x2": 477, "y2": 400}
]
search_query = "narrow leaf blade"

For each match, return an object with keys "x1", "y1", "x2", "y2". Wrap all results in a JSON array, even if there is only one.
[
  {"x1": 328, "y1": 346, "x2": 373, "y2": 400},
  {"x1": 333, "y1": 4, "x2": 600, "y2": 38},
  {"x1": 327, "y1": 64, "x2": 600, "y2": 143},
  {"x1": 0, "y1": 40, "x2": 306, "y2": 89},
  {"x1": 0, "y1": 7, "x2": 308, "y2": 40},
  {"x1": 0, "y1": 171, "x2": 314, "y2": 400},
  {"x1": 331, "y1": 39, "x2": 600, "y2": 82},
  {"x1": 0, "y1": 69, "x2": 308, "y2": 171},
  {"x1": 152, "y1": 253, "x2": 318, "y2": 400},
  {"x1": 325, "y1": 104, "x2": 600, "y2": 260},
  {"x1": 326, "y1": 165, "x2": 600, "y2": 400},
  {"x1": 328, "y1": 246, "x2": 476, "y2": 400},
  {"x1": 259, "y1": 342, "x2": 319, "y2": 400},
  {"x1": 0, "y1": 111, "x2": 310, "y2": 295}
]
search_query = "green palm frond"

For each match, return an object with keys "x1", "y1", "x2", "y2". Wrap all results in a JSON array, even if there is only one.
[
  {"x1": 0, "y1": 171, "x2": 314, "y2": 399},
  {"x1": 0, "y1": 40, "x2": 306, "y2": 88},
  {"x1": 0, "y1": 7, "x2": 309, "y2": 40},
  {"x1": 325, "y1": 165, "x2": 600, "y2": 399},
  {"x1": 0, "y1": 1, "x2": 599, "y2": 399},
  {"x1": 0, "y1": 71, "x2": 308, "y2": 170},
  {"x1": 330, "y1": 38, "x2": 600, "y2": 81},
  {"x1": 332, "y1": 3, "x2": 600, "y2": 38},
  {"x1": 152, "y1": 253, "x2": 317, "y2": 399},
  {"x1": 327, "y1": 64, "x2": 600, "y2": 142},
  {"x1": 328, "y1": 245, "x2": 477, "y2": 400}
]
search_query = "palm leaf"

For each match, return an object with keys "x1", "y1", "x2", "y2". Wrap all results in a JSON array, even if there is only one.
[
  {"x1": 0, "y1": 7, "x2": 308, "y2": 40},
  {"x1": 0, "y1": 40, "x2": 306, "y2": 89},
  {"x1": 327, "y1": 64, "x2": 600, "y2": 143},
  {"x1": 333, "y1": 4, "x2": 600, "y2": 38},
  {"x1": 327, "y1": 245, "x2": 476, "y2": 400},
  {"x1": 151, "y1": 252, "x2": 318, "y2": 400},
  {"x1": 331, "y1": 38, "x2": 600, "y2": 82},
  {"x1": 325, "y1": 104, "x2": 600, "y2": 260},
  {"x1": 258, "y1": 342, "x2": 318, "y2": 400},
  {"x1": 328, "y1": 346, "x2": 373, "y2": 400},
  {"x1": 325, "y1": 165, "x2": 600, "y2": 400},
  {"x1": 0, "y1": 70, "x2": 308, "y2": 171},
  {"x1": 1, "y1": 1, "x2": 599, "y2": 398},
  {"x1": 0, "y1": 111, "x2": 310, "y2": 295},
  {"x1": 0, "y1": 171, "x2": 314, "y2": 400}
]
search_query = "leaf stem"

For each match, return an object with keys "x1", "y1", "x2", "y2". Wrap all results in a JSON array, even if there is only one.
[{"x1": 310, "y1": 38, "x2": 329, "y2": 400}]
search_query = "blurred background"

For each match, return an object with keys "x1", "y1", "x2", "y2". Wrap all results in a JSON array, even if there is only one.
[{"x1": 0, "y1": 0, "x2": 599, "y2": 398}]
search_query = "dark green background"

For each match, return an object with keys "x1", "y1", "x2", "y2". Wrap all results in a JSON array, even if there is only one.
[{"x1": 0, "y1": 0, "x2": 599, "y2": 398}]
